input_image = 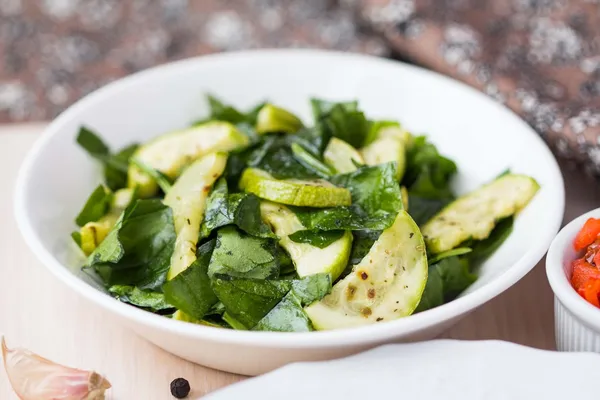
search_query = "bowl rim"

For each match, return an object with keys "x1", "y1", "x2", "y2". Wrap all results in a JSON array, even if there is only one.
[
  {"x1": 14, "y1": 48, "x2": 565, "y2": 348},
  {"x1": 547, "y1": 208, "x2": 600, "y2": 332}
]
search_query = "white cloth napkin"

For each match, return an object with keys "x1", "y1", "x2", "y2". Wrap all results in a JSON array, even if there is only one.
[{"x1": 204, "y1": 339, "x2": 600, "y2": 400}]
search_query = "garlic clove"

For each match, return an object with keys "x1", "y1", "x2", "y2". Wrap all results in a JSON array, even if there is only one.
[{"x1": 1, "y1": 337, "x2": 111, "y2": 400}]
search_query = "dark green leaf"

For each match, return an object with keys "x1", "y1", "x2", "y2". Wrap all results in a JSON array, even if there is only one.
[
  {"x1": 130, "y1": 158, "x2": 172, "y2": 193},
  {"x1": 406, "y1": 195, "x2": 450, "y2": 226},
  {"x1": 290, "y1": 273, "x2": 331, "y2": 305},
  {"x1": 278, "y1": 248, "x2": 295, "y2": 276},
  {"x1": 207, "y1": 94, "x2": 246, "y2": 124},
  {"x1": 415, "y1": 256, "x2": 476, "y2": 313},
  {"x1": 199, "y1": 94, "x2": 266, "y2": 127},
  {"x1": 348, "y1": 230, "x2": 381, "y2": 266},
  {"x1": 414, "y1": 266, "x2": 444, "y2": 312},
  {"x1": 211, "y1": 275, "x2": 291, "y2": 329},
  {"x1": 77, "y1": 126, "x2": 109, "y2": 156},
  {"x1": 253, "y1": 291, "x2": 313, "y2": 332},
  {"x1": 321, "y1": 104, "x2": 371, "y2": 149},
  {"x1": 288, "y1": 230, "x2": 345, "y2": 249},
  {"x1": 163, "y1": 240, "x2": 218, "y2": 320},
  {"x1": 402, "y1": 136, "x2": 457, "y2": 225},
  {"x1": 249, "y1": 135, "x2": 320, "y2": 180},
  {"x1": 87, "y1": 199, "x2": 176, "y2": 290},
  {"x1": 291, "y1": 143, "x2": 334, "y2": 178},
  {"x1": 293, "y1": 163, "x2": 402, "y2": 231},
  {"x1": 310, "y1": 98, "x2": 358, "y2": 121},
  {"x1": 208, "y1": 227, "x2": 280, "y2": 279},
  {"x1": 469, "y1": 217, "x2": 514, "y2": 264},
  {"x1": 75, "y1": 185, "x2": 112, "y2": 227},
  {"x1": 108, "y1": 285, "x2": 174, "y2": 312},
  {"x1": 290, "y1": 125, "x2": 330, "y2": 157},
  {"x1": 103, "y1": 144, "x2": 139, "y2": 191},
  {"x1": 76, "y1": 127, "x2": 138, "y2": 190},
  {"x1": 200, "y1": 178, "x2": 275, "y2": 238}
]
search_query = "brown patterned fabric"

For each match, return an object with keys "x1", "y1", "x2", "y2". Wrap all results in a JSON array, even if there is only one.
[
  {"x1": 353, "y1": 0, "x2": 600, "y2": 174},
  {"x1": 1, "y1": 0, "x2": 599, "y2": 173}
]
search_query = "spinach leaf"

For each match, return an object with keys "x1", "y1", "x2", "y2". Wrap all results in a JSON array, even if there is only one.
[
  {"x1": 200, "y1": 178, "x2": 275, "y2": 238},
  {"x1": 75, "y1": 185, "x2": 112, "y2": 227},
  {"x1": 415, "y1": 256, "x2": 476, "y2": 313},
  {"x1": 290, "y1": 273, "x2": 331, "y2": 305},
  {"x1": 108, "y1": 285, "x2": 174, "y2": 312},
  {"x1": 76, "y1": 127, "x2": 138, "y2": 190},
  {"x1": 469, "y1": 217, "x2": 514, "y2": 264},
  {"x1": 406, "y1": 195, "x2": 449, "y2": 226},
  {"x1": 203, "y1": 94, "x2": 266, "y2": 126},
  {"x1": 291, "y1": 143, "x2": 334, "y2": 178},
  {"x1": 348, "y1": 230, "x2": 381, "y2": 266},
  {"x1": 278, "y1": 248, "x2": 295, "y2": 276},
  {"x1": 310, "y1": 98, "x2": 358, "y2": 121},
  {"x1": 318, "y1": 102, "x2": 370, "y2": 149},
  {"x1": 87, "y1": 199, "x2": 176, "y2": 291},
  {"x1": 208, "y1": 227, "x2": 280, "y2": 279},
  {"x1": 103, "y1": 144, "x2": 139, "y2": 190},
  {"x1": 77, "y1": 126, "x2": 110, "y2": 155},
  {"x1": 130, "y1": 158, "x2": 172, "y2": 193},
  {"x1": 163, "y1": 240, "x2": 218, "y2": 320},
  {"x1": 290, "y1": 125, "x2": 331, "y2": 157},
  {"x1": 248, "y1": 135, "x2": 320, "y2": 180},
  {"x1": 211, "y1": 275, "x2": 291, "y2": 329},
  {"x1": 402, "y1": 136, "x2": 457, "y2": 225},
  {"x1": 293, "y1": 163, "x2": 402, "y2": 231},
  {"x1": 413, "y1": 266, "x2": 443, "y2": 312},
  {"x1": 253, "y1": 291, "x2": 313, "y2": 332},
  {"x1": 288, "y1": 230, "x2": 345, "y2": 249}
]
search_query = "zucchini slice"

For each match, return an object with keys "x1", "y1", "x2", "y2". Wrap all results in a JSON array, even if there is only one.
[
  {"x1": 128, "y1": 121, "x2": 247, "y2": 198},
  {"x1": 305, "y1": 210, "x2": 428, "y2": 330},
  {"x1": 164, "y1": 152, "x2": 227, "y2": 279},
  {"x1": 260, "y1": 202, "x2": 352, "y2": 280},
  {"x1": 421, "y1": 174, "x2": 540, "y2": 254},
  {"x1": 239, "y1": 168, "x2": 351, "y2": 208},
  {"x1": 323, "y1": 137, "x2": 364, "y2": 174}
]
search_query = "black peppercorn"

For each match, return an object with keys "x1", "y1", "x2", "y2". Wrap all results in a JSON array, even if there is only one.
[{"x1": 170, "y1": 377, "x2": 191, "y2": 399}]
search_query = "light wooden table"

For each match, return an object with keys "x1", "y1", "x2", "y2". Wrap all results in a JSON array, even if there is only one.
[{"x1": 1, "y1": 124, "x2": 600, "y2": 399}]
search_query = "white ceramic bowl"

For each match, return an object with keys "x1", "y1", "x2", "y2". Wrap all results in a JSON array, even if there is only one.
[
  {"x1": 15, "y1": 49, "x2": 565, "y2": 376},
  {"x1": 547, "y1": 208, "x2": 600, "y2": 352}
]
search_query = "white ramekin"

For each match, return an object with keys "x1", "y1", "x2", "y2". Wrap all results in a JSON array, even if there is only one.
[{"x1": 547, "y1": 208, "x2": 600, "y2": 352}]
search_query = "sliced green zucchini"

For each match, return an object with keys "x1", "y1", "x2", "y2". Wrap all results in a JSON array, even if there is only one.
[
  {"x1": 128, "y1": 121, "x2": 248, "y2": 198},
  {"x1": 360, "y1": 136, "x2": 406, "y2": 180},
  {"x1": 239, "y1": 168, "x2": 351, "y2": 208},
  {"x1": 255, "y1": 104, "x2": 303, "y2": 134},
  {"x1": 260, "y1": 202, "x2": 352, "y2": 280},
  {"x1": 421, "y1": 174, "x2": 540, "y2": 254},
  {"x1": 80, "y1": 188, "x2": 135, "y2": 255},
  {"x1": 305, "y1": 210, "x2": 428, "y2": 330},
  {"x1": 323, "y1": 137, "x2": 364, "y2": 173},
  {"x1": 164, "y1": 152, "x2": 227, "y2": 279}
]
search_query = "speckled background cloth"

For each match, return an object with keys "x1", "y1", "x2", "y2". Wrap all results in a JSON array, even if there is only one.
[{"x1": 1, "y1": 0, "x2": 600, "y2": 173}]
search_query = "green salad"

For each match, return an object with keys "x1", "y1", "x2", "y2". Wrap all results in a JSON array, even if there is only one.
[{"x1": 71, "y1": 95, "x2": 539, "y2": 331}]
